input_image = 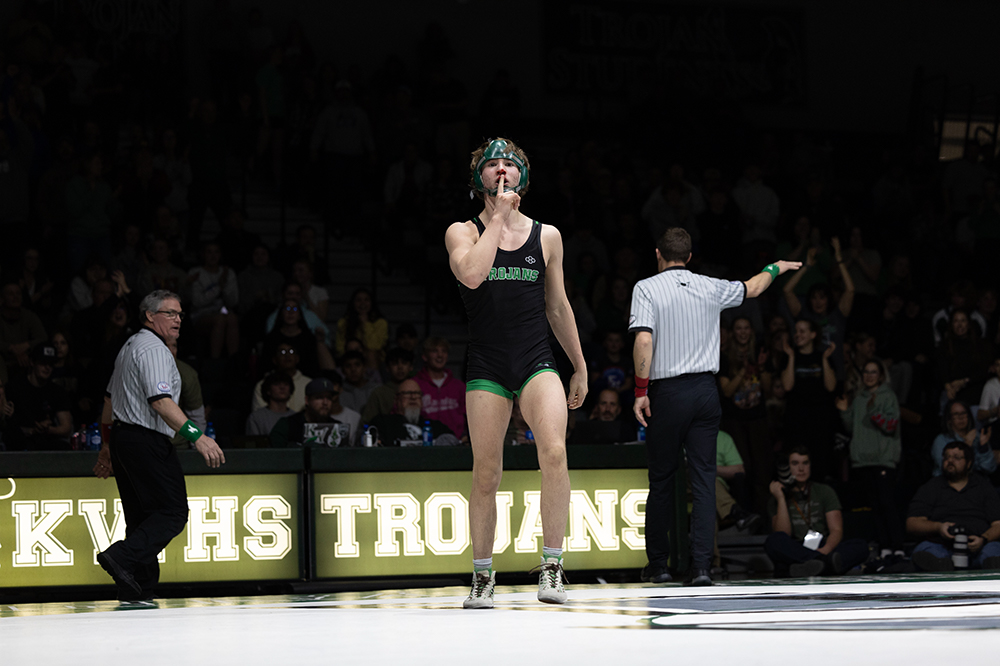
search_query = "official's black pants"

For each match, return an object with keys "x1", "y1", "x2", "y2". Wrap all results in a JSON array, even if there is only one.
[
  {"x1": 645, "y1": 373, "x2": 720, "y2": 572},
  {"x1": 107, "y1": 422, "x2": 189, "y2": 593}
]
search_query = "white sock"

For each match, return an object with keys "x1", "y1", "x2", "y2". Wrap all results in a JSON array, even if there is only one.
[
  {"x1": 542, "y1": 546, "x2": 563, "y2": 561},
  {"x1": 473, "y1": 557, "x2": 492, "y2": 572}
]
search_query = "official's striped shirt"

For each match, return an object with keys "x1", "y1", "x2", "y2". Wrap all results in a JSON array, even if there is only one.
[
  {"x1": 107, "y1": 328, "x2": 181, "y2": 437},
  {"x1": 629, "y1": 266, "x2": 745, "y2": 379}
]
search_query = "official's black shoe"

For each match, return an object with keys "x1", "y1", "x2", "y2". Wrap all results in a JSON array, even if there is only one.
[
  {"x1": 684, "y1": 568, "x2": 713, "y2": 586},
  {"x1": 640, "y1": 563, "x2": 673, "y2": 583},
  {"x1": 97, "y1": 550, "x2": 142, "y2": 596}
]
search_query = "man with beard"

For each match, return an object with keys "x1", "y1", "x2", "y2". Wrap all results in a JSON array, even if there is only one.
[
  {"x1": 370, "y1": 378, "x2": 452, "y2": 446},
  {"x1": 269, "y1": 377, "x2": 349, "y2": 447},
  {"x1": 907, "y1": 441, "x2": 1000, "y2": 571}
]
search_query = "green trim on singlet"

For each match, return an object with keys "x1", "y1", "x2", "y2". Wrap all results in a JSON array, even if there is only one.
[
  {"x1": 466, "y1": 379, "x2": 515, "y2": 399},
  {"x1": 518, "y1": 368, "x2": 559, "y2": 395}
]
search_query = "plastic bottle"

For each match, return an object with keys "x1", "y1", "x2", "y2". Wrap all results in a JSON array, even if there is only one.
[
  {"x1": 952, "y1": 525, "x2": 969, "y2": 569},
  {"x1": 87, "y1": 423, "x2": 102, "y2": 451},
  {"x1": 71, "y1": 424, "x2": 87, "y2": 451},
  {"x1": 637, "y1": 425, "x2": 646, "y2": 442},
  {"x1": 205, "y1": 422, "x2": 216, "y2": 439},
  {"x1": 422, "y1": 421, "x2": 433, "y2": 446},
  {"x1": 525, "y1": 430, "x2": 534, "y2": 444},
  {"x1": 363, "y1": 425, "x2": 373, "y2": 448}
]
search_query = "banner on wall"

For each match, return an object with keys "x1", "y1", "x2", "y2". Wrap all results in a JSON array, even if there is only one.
[
  {"x1": 0, "y1": 474, "x2": 301, "y2": 588},
  {"x1": 313, "y1": 469, "x2": 649, "y2": 578}
]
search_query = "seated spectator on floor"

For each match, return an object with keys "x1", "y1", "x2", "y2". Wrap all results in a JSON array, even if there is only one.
[
  {"x1": 715, "y1": 429, "x2": 760, "y2": 533},
  {"x1": 166, "y1": 338, "x2": 207, "y2": 449},
  {"x1": 362, "y1": 347, "x2": 414, "y2": 423},
  {"x1": 414, "y1": 336, "x2": 466, "y2": 440},
  {"x1": 0, "y1": 282, "x2": 47, "y2": 369},
  {"x1": 339, "y1": 350, "x2": 381, "y2": 414},
  {"x1": 4, "y1": 345, "x2": 73, "y2": 450},
  {"x1": 252, "y1": 342, "x2": 312, "y2": 413},
  {"x1": 265, "y1": 282, "x2": 332, "y2": 347},
  {"x1": 931, "y1": 400, "x2": 995, "y2": 478},
  {"x1": 370, "y1": 378, "x2": 454, "y2": 446},
  {"x1": 246, "y1": 372, "x2": 296, "y2": 436},
  {"x1": 336, "y1": 288, "x2": 388, "y2": 369},
  {"x1": 269, "y1": 377, "x2": 350, "y2": 447},
  {"x1": 188, "y1": 241, "x2": 240, "y2": 359},
  {"x1": 569, "y1": 388, "x2": 636, "y2": 444},
  {"x1": 764, "y1": 446, "x2": 870, "y2": 577},
  {"x1": 906, "y1": 441, "x2": 1000, "y2": 571},
  {"x1": 291, "y1": 259, "x2": 329, "y2": 322}
]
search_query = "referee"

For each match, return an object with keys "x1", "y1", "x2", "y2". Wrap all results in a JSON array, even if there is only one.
[
  {"x1": 93, "y1": 290, "x2": 225, "y2": 600},
  {"x1": 630, "y1": 228, "x2": 799, "y2": 586}
]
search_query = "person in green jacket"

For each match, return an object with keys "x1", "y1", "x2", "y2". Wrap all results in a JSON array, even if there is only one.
[{"x1": 836, "y1": 359, "x2": 905, "y2": 559}]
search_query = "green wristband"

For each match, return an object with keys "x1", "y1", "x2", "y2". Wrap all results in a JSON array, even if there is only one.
[
  {"x1": 180, "y1": 419, "x2": 204, "y2": 443},
  {"x1": 761, "y1": 263, "x2": 780, "y2": 280}
]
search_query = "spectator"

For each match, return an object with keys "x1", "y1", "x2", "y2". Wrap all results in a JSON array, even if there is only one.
[
  {"x1": 323, "y1": 373, "x2": 361, "y2": 446},
  {"x1": 0, "y1": 282, "x2": 47, "y2": 368},
  {"x1": 714, "y1": 430, "x2": 761, "y2": 540},
  {"x1": 188, "y1": 241, "x2": 240, "y2": 358},
  {"x1": 780, "y1": 320, "x2": 837, "y2": 476},
  {"x1": 69, "y1": 275, "x2": 125, "y2": 365},
  {"x1": 265, "y1": 282, "x2": 332, "y2": 347},
  {"x1": 112, "y1": 224, "x2": 153, "y2": 299},
  {"x1": 841, "y1": 225, "x2": 882, "y2": 330},
  {"x1": 291, "y1": 259, "x2": 328, "y2": 321},
  {"x1": 587, "y1": 329, "x2": 634, "y2": 399},
  {"x1": 718, "y1": 316, "x2": 772, "y2": 512},
  {"x1": 731, "y1": 162, "x2": 780, "y2": 257},
  {"x1": 568, "y1": 388, "x2": 636, "y2": 445},
  {"x1": 120, "y1": 146, "x2": 171, "y2": 226},
  {"x1": 765, "y1": 446, "x2": 870, "y2": 577},
  {"x1": 906, "y1": 440, "x2": 1000, "y2": 571},
  {"x1": 270, "y1": 377, "x2": 350, "y2": 448},
  {"x1": 931, "y1": 281, "x2": 987, "y2": 346},
  {"x1": 213, "y1": 208, "x2": 263, "y2": 274},
  {"x1": 276, "y1": 225, "x2": 329, "y2": 285},
  {"x1": 977, "y1": 355, "x2": 1000, "y2": 428},
  {"x1": 5, "y1": 345, "x2": 72, "y2": 450},
  {"x1": 593, "y1": 276, "x2": 632, "y2": 340},
  {"x1": 936, "y1": 308, "x2": 993, "y2": 408},
  {"x1": 251, "y1": 342, "x2": 312, "y2": 413},
  {"x1": 62, "y1": 256, "x2": 108, "y2": 322},
  {"x1": 413, "y1": 336, "x2": 466, "y2": 440},
  {"x1": 246, "y1": 371, "x2": 296, "y2": 436},
  {"x1": 49, "y1": 330, "x2": 82, "y2": 415},
  {"x1": 339, "y1": 350, "x2": 381, "y2": 414},
  {"x1": 837, "y1": 359, "x2": 905, "y2": 559},
  {"x1": 147, "y1": 238, "x2": 187, "y2": 295},
  {"x1": 262, "y1": 299, "x2": 331, "y2": 377},
  {"x1": 65, "y1": 150, "x2": 116, "y2": 273},
  {"x1": 782, "y1": 238, "x2": 855, "y2": 379},
  {"x1": 238, "y1": 244, "x2": 284, "y2": 341},
  {"x1": 931, "y1": 400, "x2": 995, "y2": 478},
  {"x1": 361, "y1": 347, "x2": 414, "y2": 423},
  {"x1": 186, "y1": 98, "x2": 233, "y2": 253},
  {"x1": 152, "y1": 127, "x2": 191, "y2": 222},
  {"x1": 773, "y1": 216, "x2": 830, "y2": 297},
  {"x1": 370, "y1": 378, "x2": 453, "y2": 446},
  {"x1": 166, "y1": 339, "x2": 206, "y2": 450},
  {"x1": 335, "y1": 288, "x2": 388, "y2": 368},
  {"x1": 15, "y1": 246, "x2": 54, "y2": 319}
]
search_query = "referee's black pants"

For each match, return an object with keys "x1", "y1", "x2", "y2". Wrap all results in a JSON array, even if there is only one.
[
  {"x1": 107, "y1": 423, "x2": 189, "y2": 592},
  {"x1": 645, "y1": 373, "x2": 720, "y2": 572}
]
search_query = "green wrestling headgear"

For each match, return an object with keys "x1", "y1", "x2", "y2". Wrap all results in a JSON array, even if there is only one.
[{"x1": 471, "y1": 138, "x2": 529, "y2": 196}]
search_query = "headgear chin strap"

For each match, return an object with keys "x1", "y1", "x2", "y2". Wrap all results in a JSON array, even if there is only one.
[{"x1": 473, "y1": 139, "x2": 528, "y2": 195}]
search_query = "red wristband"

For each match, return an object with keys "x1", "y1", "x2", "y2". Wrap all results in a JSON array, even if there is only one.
[{"x1": 634, "y1": 375, "x2": 649, "y2": 398}]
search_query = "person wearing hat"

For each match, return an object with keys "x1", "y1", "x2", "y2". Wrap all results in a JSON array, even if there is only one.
[
  {"x1": 5, "y1": 344, "x2": 74, "y2": 450},
  {"x1": 269, "y1": 375, "x2": 349, "y2": 447}
]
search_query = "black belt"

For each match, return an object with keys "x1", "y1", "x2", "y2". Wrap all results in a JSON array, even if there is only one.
[{"x1": 658, "y1": 371, "x2": 713, "y2": 382}]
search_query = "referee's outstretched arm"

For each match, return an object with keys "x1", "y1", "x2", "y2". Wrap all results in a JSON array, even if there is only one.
[{"x1": 744, "y1": 260, "x2": 803, "y2": 299}]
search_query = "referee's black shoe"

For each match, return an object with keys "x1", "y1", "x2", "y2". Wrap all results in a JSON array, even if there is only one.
[
  {"x1": 97, "y1": 550, "x2": 142, "y2": 597},
  {"x1": 640, "y1": 563, "x2": 673, "y2": 583},
  {"x1": 684, "y1": 568, "x2": 713, "y2": 587}
]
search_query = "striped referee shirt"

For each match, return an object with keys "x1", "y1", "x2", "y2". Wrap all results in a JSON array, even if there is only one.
[
  {"x1": 107, "y1": 327, "x2": 182, "y2": 437},
  {"x1": 629, "y1": 266, "x2": 745, "y2": 379}
]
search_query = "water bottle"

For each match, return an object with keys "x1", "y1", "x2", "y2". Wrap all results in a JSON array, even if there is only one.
[
  {"x1": 87, "y1": 423, "x2": 102, "y2": 451},
  {"x1": 422, "y1": 421, "x2": 433, "y2": 446},
  {"x1": 951, "y1": 525, "x2": 969, "y2": 569},
  {"x1": 205, "y1": 422, "x2": 216, "y2": 439},
  {"x1": 525, "y1": 430, "x2": 534, "y2": 444},
  {"x1": 363, "y1": 425, "x2": 374, "y2": 448},
  {"x1": 638, "y1": 425, "x2": 646, "y2": 442}
]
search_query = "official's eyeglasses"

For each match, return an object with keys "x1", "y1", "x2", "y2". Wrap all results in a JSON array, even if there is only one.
[{"x1": 154, "y1": 310, "x2": 185, "y2": 320}]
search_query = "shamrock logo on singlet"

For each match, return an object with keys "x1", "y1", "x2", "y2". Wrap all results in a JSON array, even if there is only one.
[{"x1": 525, "y1": 255, "x2": 536, "y2": 264}]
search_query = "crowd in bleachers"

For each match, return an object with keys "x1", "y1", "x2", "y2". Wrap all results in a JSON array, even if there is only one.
[{"x1": 2, "y1": 3, "x2": 999, "y2": 574}]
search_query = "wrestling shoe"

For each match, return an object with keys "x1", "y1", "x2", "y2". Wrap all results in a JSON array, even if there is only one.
[
  {"x1": 534, "y1": 556, "x2": 567, "y2": 604},
  {"x1": 463, "y1": 569, "x2": 496, "y2": 609}
]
